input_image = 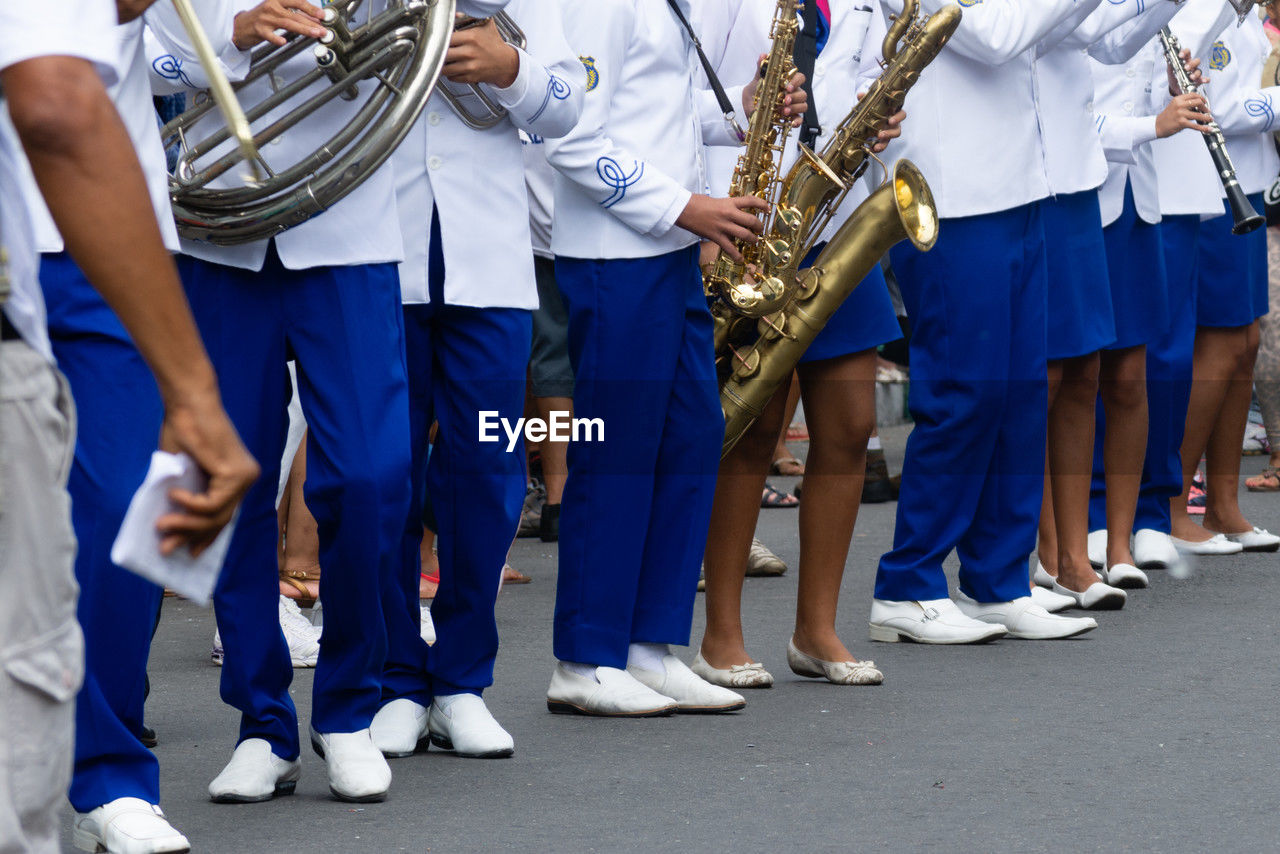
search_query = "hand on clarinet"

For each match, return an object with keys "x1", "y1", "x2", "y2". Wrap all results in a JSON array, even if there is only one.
[
  {"x1": 678, "y1": 194, "x2": 769, "y2": 263},
  {"x1": 1156, "y1": 92, "x2": 1213, "y2": 138},
  {"x1": 1166, "y1": 47, "x2": 1205, "y2": 95}
]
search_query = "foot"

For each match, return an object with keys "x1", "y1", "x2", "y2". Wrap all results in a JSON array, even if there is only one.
[
  {"x1": 1086, "y1": 530, "x2": 1107, "y2": 568},
  {"x1": 278, "y1": 595, "x2": 321, "y2": 667},
  {"x1": 208, "y1": 739, "x2": 301, "y2": 803},
  {"x1": 428, "y1": 694, "x2": 515, "y2": 758},
  {"x1": 1031, "y1": 560, "x2": 1056, "y2": 589},
  {"x1": 745, "y1": 538, "x2": 787, "y2": 577},
  {"x1": 73, "y1": 798, "x2": 190, "y2": 854},
  {"x1": 501, "y1": 564, "x2": 532, "y2": 585},
  {"x1": 546, "y1": 663, "x2": 677, "y2": 717},
  {"x1": 786, "y1": 638, "x2": 883, "y2": 684},
  {"x1": 690, "y1": 651, "x2": 774, "y2": 688},
  {"x1": 1171, "y1": 518, "x2": 1215, "y2": 544},
  {"x1": 1204, "y1": 525, "x2": 1280, "y2": 552},
  {"x1": 309, "y1": 727, "x2": 392, "y2": 803},
  {"x1": 955, "y1": 593, "x2": 1097, "y2": 640},
  {"x1": 1171, "y1": 532, "x2": 1245, "y2": 555},
  {"x1": 867, "y1": 598, "x2": 1007, "y2": 644},
  {"x1": 626, "y1": 654, "x2": 746, "y2": 712},
  {"x1": 1133, "y1": 529, "x2": 1179, "y2": 569},
  {"x1": 1051, "y1": 578, "x2": 1127, "y2": 610},
  {"x1": 370, "y1": 698, "x2": 429, "y2": 758},
  {"x1": 1030, "y1": 585, "x2": 1075, "y2": 613}
]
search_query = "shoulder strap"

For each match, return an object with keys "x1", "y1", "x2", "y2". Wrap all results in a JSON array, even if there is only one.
[{"x1": 665, "y1": 0, "x2": 746, "y2": 142}]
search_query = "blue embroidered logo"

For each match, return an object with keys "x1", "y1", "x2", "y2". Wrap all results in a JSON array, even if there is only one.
[
  {"x1": 597, "y1": 157, "x2": 643, "y2": 208},
  {"x1": 1246, "y1": 94, "x2": 1276, "y2": 130},
  {"x1": 1209, "y1": 41, "x2": 1231, "y2": 70},
  {"x1": 152, "y1": 54, "x2": 194, "y2": 88},
  {"x1": 528, "y1": 74, "x2": 571, "y2": 123},
  {"x1": 956, "y1": 0, "x2": 982, "y2": 7},
  {"x1": 580, "y1": 56, "x2": 599, "y2": 92}
]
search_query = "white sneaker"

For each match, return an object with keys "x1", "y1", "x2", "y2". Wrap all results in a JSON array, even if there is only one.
[
  {"x1": 370, "y1": 698, "x2": 429, "y2": 758},
  {"x1": 627, "y1": 654, "x2": 746, "y2": 712},
  {"x1": 208, "y1": 738, "x2": 301, "y2": 803},
  {"x1": 309, "y1": 727, "x2": 392, "y2": 803},
  {"x1": 278, "y1": 595, "x2": 321, "y2": 667},
  {"x1": 1133, "y1": 529, "x2": 1179, "y2": 569},
  {"x1": 428, "y1": 694, "x2": 514, "y2": 758},
  {"x1": 1087, "y1": 530, "x2": 1107, "y2": 568},
  {"x1": 868, "y1": 598, "x2": 1007, "y2": 644},
  {"x1": 745, "y1": 538, "x2": 787, "y2": 576},
  {"x1": 420, "y1": 604, "x2": 436, "y2": 645},
  {"x1": 211, "y1": 631, "x2": 223, "y2": 666},
  {"x1": 1171, "y1": 533, "x2": 1245, "y2": 556},
  {"x1": 1030, "y1": 585, "x2": 1075, "y2": 613},
  {"x1": 1103, "y1": 563, "x2": 1149, "y2": 589},
  {"x1": 955, "y1": 593, "x2": 1097, "y2": 640},
  {"x1": 1217, "y1": 526, "x2": 1280, "y2": 553},
  {"x1": 546, "y1": 663, "x2": 677, "y2": 717},
  {"x1": 73, "y1": 798, "x2": 190, "y2": 854},
  {"x1": 1031, "y1": 561, "x2": 1056, "y2": 589},
  {"x1": 1052, "y1": 579, "x2": 1127, "y2": 610}
]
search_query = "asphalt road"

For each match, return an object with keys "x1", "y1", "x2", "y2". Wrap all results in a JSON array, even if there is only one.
[{"x1": 60, "y1": 426, "x2": 1280, "y2": 853}]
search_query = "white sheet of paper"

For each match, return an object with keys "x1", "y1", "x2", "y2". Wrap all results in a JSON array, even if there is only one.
[{"x1": 110, "y1": 451, "x2": 237, "y2": 606}]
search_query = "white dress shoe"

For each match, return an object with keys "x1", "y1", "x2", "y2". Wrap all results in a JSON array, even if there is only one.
[
  {"x1": 546, "y1": 663, "x2": 677, "y2": 717},
  {"x1": 689, "y1": 651, "x2": 774, "y2": 688},
  {"x1": 1103, "y1": 563, "x2": 1149, "y2": 589},
  {"x1": 427, "y1": 694, "x2": 514, "y2": 758},
  {"x1": 868, "y1": 598, "x2": 1007, "y2": 644},
  {"x1": 1217, "y1": 526, "x2": 1280, "y2": 553},
  {"x1": 1052, "y1": 579, "x2": 1127, "y2": 610},
  {"x1": 1133, "y1": 529, "x2": 1178, "y2": 569},
  {"x1": 420, "y1": 604, "x2": 436, "y2": 645},
  {"x1": 1030, "y1": 585, "x2": 1075, "y2": 613},
  {"x1": 1031, "y1": 561, "x2": 1056, "y2": 589},
  {"x1": 207, "y1": 738, "x2": 301, "y2": 803},
  {"x1": 370, "y1": 698, "x2": 429, "y2": 758},
  {"x1": 627, "y1": 654, "x2": 746, "y2": 712},
  {"x1": 73, "y1": 798, "x2": 190, "y2": 854},
  {"x1": 309, "y1": 727, "x2": 392, "y2": 803},
  {"x1": 1171, "y1": 533, "x2": 1244, "y2": 556},
  {"x1": 786, "y1": 638, "x2": 883, "y2": 685},
  {"x1": 745, "y1": 538, "x2": 788, "y2": 576},
  {"x1": 955, "y1": 593, "x2": 1096, "y2": 640},
  {"x1": 1087, "y1": 529, "x2": 1107, "y2": 568}
]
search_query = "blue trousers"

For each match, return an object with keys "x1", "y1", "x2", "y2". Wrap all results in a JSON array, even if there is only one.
[
  {"x1": 177, "y1": 248, "x2": 411, "y2": 757},
  {"x1": 1089, "y1": 214, "x2": 1200, "y2": 534},
  {"x1": 876, "y1": 203, "x2": 1049, "y2": 603},
  {"x1": 40, "y1": 254, "x2": 164, "y2": 812},
  {"x1": 381, "y1": 213, "x2": 530, "y2": 704},
  {"x1": 553, "y1": 246, "x2": 722, "y2": 668}
]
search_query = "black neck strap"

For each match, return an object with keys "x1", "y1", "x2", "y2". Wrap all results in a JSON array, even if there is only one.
[{"x1": 665, "y1": 0, "x2": 745, "y2": 142}]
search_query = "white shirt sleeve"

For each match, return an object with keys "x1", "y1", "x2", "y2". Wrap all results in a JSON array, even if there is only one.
[
  {"x1": 487, "y1": 2, "x2": 586, "y2": 139},
  {"x1": 1212, "y1": 85, "x2": 1280, "y2": 135},
  {"x1": 1096, "y1": 113, "x2": 1160, "y2": 164},
  {"x1": 901, "y1": 0, "x2": 1105, "y2": 65},
  {"x1": 143, "y1": 0, "x2": 251, "y2": 94},
  {"x1": 0, "y1": 0, "x2": 118, "y2": 81}
]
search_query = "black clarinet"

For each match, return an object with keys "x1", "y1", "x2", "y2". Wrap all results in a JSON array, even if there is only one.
[{"x1": 1159, "y1": 26, "x2": 1265, "y2": 235}]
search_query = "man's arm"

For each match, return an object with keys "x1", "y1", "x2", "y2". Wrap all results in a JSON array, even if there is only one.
[{"x1": 3, "y1": 55, "x2": 258, "y2": 555}]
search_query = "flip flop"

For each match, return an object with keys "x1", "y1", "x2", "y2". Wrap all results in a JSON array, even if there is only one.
[
  {"x1": 1247, "y1": 466, "x2": 1280, "y2": 492},
  {"x1": 770, "y1": 456, "x2": 805, "y2": 476},
  {"x1": 761, "y1": 483, "x2": 800, "y2": 508}
]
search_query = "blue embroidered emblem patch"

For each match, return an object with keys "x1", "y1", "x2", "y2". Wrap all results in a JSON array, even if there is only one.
[{"x1": 1209, "y1": 41, "x2": 1231, "y2": 71}]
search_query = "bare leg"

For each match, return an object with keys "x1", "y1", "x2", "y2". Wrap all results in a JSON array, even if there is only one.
[
  {"x1": 792, "y1": 350, "x2": 877, "y2": 663},
  {"x1": 1099, "y1": 346, "x2": 1147, "y2": 568},
  {"x1": 534, "y1": 395, "x2": 572, "y2": 505},
  {"x1": 1049, "y1": 353, "x2": 1103, "y2": 592},
  {"x1": 1036, "y1": 360, "x2": 1065, "y2": 579},
  {"x1": 278, "y1": 435, "x2": 321, "y2": 601},
  {"x1": 419, "y1": 527, "x2": 438, "y2": 599},
  {"x1": 772, "y1": 372, "x2": 803, "y2": 468},
  {"x1": 1204, "y1": 321, "x2": 1260, "y2": 534}
]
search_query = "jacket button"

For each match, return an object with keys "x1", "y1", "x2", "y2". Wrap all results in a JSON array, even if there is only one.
[
  {"x1": 428, "y1": 112, "x2": 441, "y2": 126},
  {"x1": 428, "y1": 156, "x2": 443, "y2": 170}
]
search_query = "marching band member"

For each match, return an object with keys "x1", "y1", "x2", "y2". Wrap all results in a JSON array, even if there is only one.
[
  {"x1": 867, "y1": 0, "x2": 1107, "y2": 643},
  {"x1": 370, "y1": 0, "x2": 584, "y2": 760},
  {"x1": 543, "y1": 0, "x2": 804, "y2": 715},
  {"x1": 1, "y1": 2, "x2": 255, "y2": 850}
]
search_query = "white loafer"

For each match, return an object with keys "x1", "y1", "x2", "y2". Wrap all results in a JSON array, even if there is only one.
[
  {"x1": 546, "y1": 663, "x2": 676, "y2": 717},
  {"x1": 207, "y1": 738, "x2": 301, "y2": 803},
  {"x1": 1087, "y1": 529, "x2": 1107, "y2": 568},
  {"x1": 1030, "y1": 585, "x2": 1075, "y2": 613},
  {"x1": 689, "y1": 652, "x2": 774, "y2": 688},
  {"x1": 627, "y1": 654, "x2": 746, "y2": 712},
  {"x1": 420, "y1": 604, "x2": 436, "y2": 646},
  {"x1": 1171, "y1": 533, "x2": 1244, "y2": 555},
  {"x1": 1217, "y1": 526, "x2": 1280, "y2": 553},
  {"x1": 1052, "y1": 579, "x2": 1127, "y2": 610},
  {"x1": 786, "y1": 638, "x2": 883, "y2": 684},
  {"x1": 1103, "y1": 563, "x2": 1148, "y2": 589},
  {"x1": 1031, "y1": 561, "x2": 1056, "y2": 589},
  {"x1": 427, "y1": 694, "x2": 514, "y2": 758},
  {"x1": 370, "y1": 698, "x2": 429, "y2": 758},
  {"x1": 1133, "y1": 529, "x2": 1178, "y2": 569},
  {"x1": 309, "y1": 727, "x2": 392, "y2": 803},
  {"x1": 955, "y1": 593, "x2": 1096, "y2": 640},
  {"x1": 73, "y1": 798, "x2": 190, "y2": 854},
  {"x1": 868, "y1": 598, "x2": 1007, "y2": 644}
]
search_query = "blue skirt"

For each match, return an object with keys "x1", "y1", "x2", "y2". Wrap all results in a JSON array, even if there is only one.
[
  {"x1": 1103, "y1": 182, "x2": 1169, "y2": 349},
  {"x1": 1044, "y1": 190, "x2": 1116, "y2": 359},
  {"x1": 1196, "y1": 192, "x2": 1267, "y2": 328},
  {"x1": 796, "y1": 241, "x2": 903, "y2": 364}
]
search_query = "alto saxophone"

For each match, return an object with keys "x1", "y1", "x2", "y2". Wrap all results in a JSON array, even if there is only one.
[{"x1": 718, "y1": 0, "x2": 961, "y2": 457}]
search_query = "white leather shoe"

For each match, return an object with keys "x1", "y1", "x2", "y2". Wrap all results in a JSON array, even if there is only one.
[
  {"x1": 1030, "y1": 585, "x2": 1075, "y2": 613},
  {"x1": 73, "y1": 798, "x2": 190, "y2": 854},
  {"x1": 955, "y1": 593, "x2": 1096, "y2": 640},
  {"x1": 546, "y1": 663, "x2": 676, "y2": 717},
  {"x1": 1052, "y1": 579, "x2": 1127, "y2": 610},
  {"x1": 1217, "y1": 526, "x2": 1280, "y2": 552},
  {"x1": 370, "y1": 698, "x2": 429, "y2": 758},
  {"x1": 868, "y1": 598, "x2": 1007, "y2": 644},
  {"x1": 420, "y1": 604, "x2": 436, "y2": 645},
  {"x1": 207, "y1": 738, "x2": 300, "y2": 803},
  {"x1": 1087, "y1": 530, "x2": 1107, "y2": 568},
  {"x1": 427, "y1": 694, "x2": 514, "y2": 757},
  {"x1": 309, "y1": 727, "x2": 392, "y2": 803},
  {"x1": 1031, "y1": 561, "x2": 1056, "y2": 589},
  {"x1": 1133, "y1": 529, "x2": 1178, "y2": 569},
  {"x1": 1171, "y1": 533, "x2": 1245, "y2": 555},
  {"x1": 786, "y1": 638, "x2": 883, "y2": 684},
  {"x1": 689, "y1": 652, "x2": 774, "y2": 688},
  {"x1": 1103, "y1": 563, "x2": 1149, "y2": 589},
  {"x1": 627, "y1": 654, "x2": 746, "y2": 712}
]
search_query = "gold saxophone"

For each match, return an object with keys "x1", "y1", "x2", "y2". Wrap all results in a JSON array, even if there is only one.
[{"x1": 717, "y1": 0, "x2": 962, "y2": 457}]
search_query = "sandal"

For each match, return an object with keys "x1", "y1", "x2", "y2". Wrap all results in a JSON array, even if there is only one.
[
  {"x1": 761, "y1": 482, "x2": 800, "y2": 508},
  {"x1": 279, "y1": 569, "x2": 320, "y2": 608},
  {"x1": 770, "y1": 456, "x2": 806, "y2": 476},
  {"x1": 1247, "y1": 466, "x2": 1280, "y2": 492},
  {"x1": 502, "y1": 564, "x2": 532, "y2": 585}
]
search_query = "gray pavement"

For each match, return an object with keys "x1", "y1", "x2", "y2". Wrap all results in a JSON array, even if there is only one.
[{"x1": 62, "y1": 426, "x2": 1280, "y2": 852}]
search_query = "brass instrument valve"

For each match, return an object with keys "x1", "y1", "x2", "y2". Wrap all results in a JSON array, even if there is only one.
[{"x1": 314, "y1": 6, "x2": 360, "y2": 100}]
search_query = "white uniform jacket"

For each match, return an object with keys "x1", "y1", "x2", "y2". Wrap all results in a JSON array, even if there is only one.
[
  {"x1": 546, "y1": 0, "x2": 747, "y2": 260},
  {"x1": 395, "y1": 0, "x2": 585, "y2": 308},
  {"x1": 876, "y1": 0, "x2": 1104, "y2": 220},
  {"x1": 1092, "y1": 43, "x2": 1167, "y2": 225}
]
